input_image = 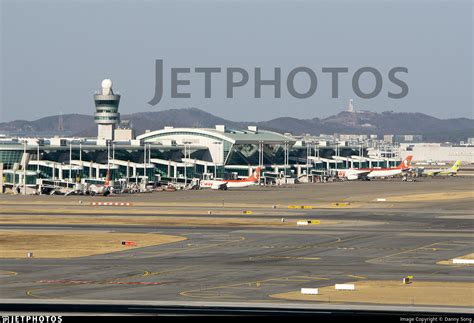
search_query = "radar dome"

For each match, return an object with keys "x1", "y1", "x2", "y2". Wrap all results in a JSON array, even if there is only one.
[{"x1": 101, "y1": 79, "x2": 113, "y2": 89}]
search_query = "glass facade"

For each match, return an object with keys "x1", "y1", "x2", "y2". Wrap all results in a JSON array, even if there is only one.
[
  {"x1": 94, "y1": 116, "x2": 119, "y2": 121},
  {"x1": 4, "y1": 172, "x2": 37, "y2": 185},
  {"x1": 226, "y1": 143, "x2": 287, "y2": 165},
  {"x1": 96, "y1": 108, "x2": 118, "y2": 113},
  {"x1": 0, "y1": 150, "x2": 23, "y2": 168},
  {"x1": 94, "y1": 100, "x2": 120, "y2": 108}
]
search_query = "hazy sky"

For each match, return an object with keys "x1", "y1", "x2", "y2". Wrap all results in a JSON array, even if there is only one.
[{"x1": 1, "y1": 0, "x2": 472, "y2": 122}]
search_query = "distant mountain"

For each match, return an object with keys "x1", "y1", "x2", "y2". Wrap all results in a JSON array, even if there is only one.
[
  {"x1": 122, "y1": 108, "x2": 244, "y2": 134},
  {"x1": 1, "y1": 108, "x2": 473, "y2": 142},
  {"x1": 0, "y1": 114, "x2": 94, "y2": 137}
]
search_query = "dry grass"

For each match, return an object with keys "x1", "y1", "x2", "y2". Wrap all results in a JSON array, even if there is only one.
[
  {"x1": 0, "y1": 215, "x2": 293, "y2": 227},
  {"x1": 0, "y1": 230, "x2": 186, "y2": 258},
  {"x1": 457, "y1": 253, "x2": 474, "y2": 259},
  {"x1": 0, "y1": 207, "x2": 300, "y2": 216},
  {"x1": 270, "y1": 280, "x2": 474, "y2": 307},
  {"x1": 0, "y1": 215, "x2": 382, "y2": 228},
  {"x1": 438, "y1": 253, "x2": 474, "y2": 266}
]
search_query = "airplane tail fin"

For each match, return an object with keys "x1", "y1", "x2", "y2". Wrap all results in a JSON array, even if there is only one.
[
  {"x1": 451, "y1": 160, "x2": 461, "y2": 172},
  {"x1": 248, "y1": 167, "x2": 261, "y2": 181},
  {"x1": 398, "y1": 155, "x2": 413, "y2": 169},
  {"x1": 104, "y1": 168, "x2": 110, "y2": 187}
]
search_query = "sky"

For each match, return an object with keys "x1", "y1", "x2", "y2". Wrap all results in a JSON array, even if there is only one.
[{"x1": 1, "y1": 0, "x2": 472, "y2": 122}]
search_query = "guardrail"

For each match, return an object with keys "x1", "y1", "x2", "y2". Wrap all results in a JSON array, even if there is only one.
[{"x1": 91, "y1": 202, "x2": 132, "y2": 206}]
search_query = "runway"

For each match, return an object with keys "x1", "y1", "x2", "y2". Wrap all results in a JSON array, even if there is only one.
[{"x1": 0, "y1": 177, "x2": 473, "y2": 311}]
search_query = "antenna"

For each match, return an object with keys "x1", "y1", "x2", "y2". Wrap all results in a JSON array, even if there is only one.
[
  {"x1": 58, "y1": 110, "x2": 64, "y2": 132},
  {"x1": 347, "y1": 99, "x2": 354, "y2": 113}
]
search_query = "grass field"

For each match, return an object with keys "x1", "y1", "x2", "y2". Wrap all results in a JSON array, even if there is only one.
[
  {"x1": 0, "y1": 230, "x2": 186, "y2": 258},
  {"x1": 271, "y1": 280, "x2": 474, "y2": 307}
]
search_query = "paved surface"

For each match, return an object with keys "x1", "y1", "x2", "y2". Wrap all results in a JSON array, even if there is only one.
[
  {"x1": 0, "y1": 177, "x2": 473, "y2": 309},
  {"x1": 1, "y1": 176, "x2": 472, "y2": 206}
]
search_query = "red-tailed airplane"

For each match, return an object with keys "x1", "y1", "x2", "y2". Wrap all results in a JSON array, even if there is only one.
[
  {"x1": 200, "y1": 167, "x2": 261, "y2": 190},
  {"x1": 87, "y1": 168, "x2": 112, "y2": 196},
  {"x1": 337, "y1": 155, "x2": 413, "y2": 180}
]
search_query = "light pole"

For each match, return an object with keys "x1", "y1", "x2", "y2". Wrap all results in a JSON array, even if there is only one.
[
  {"x1": 148, "y1": 143, "x2": 151, "y2": 164},
  {"x1": 23, "y1": 140, "x2": 27, "y2": 195},
  {"x1": 259, "y1": 140, "x2": 264, "y2": 185},
  {"x1": 184, "y1": 144, "x2": 187, "y2": 184},
  {"x1": 147, "y1": 143, "x2": 151, "y2": 181},
  {"x1": 183, "y1": 141, "x2": 192, "y2": 185},
  {"x1": 143, "y1": 142, "x2": 147, "y2": 181},
  {"x1": 212, "y1": 141, "x2": 222, "y2": 179},
  {"x1": 69, "y1": 141, "x2": 72, "y2": 182},
  {"x1": 107, "y1": 141, "x2": 111, "y2": 167},
  {"x1": 258, "y1": 141, "x2": 263, "y2": 169},
  {"x1": 306, "y1": 141, "x2": 310, "y2": 179},
  {"x1": 283, "y1": 141, "x2": 289, "y2": 179},
  {"x1": 36, "y1": 142, "x2": 40, "y2": 173}
]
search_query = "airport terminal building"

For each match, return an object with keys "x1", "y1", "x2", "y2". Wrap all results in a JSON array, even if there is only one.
[{"x1": 0, "y1": 79, "x2": 404, "y2": 193}]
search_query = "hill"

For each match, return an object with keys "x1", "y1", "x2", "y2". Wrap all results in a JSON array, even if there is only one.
[{"x1": 1, "y1": 108, "x2": 472, "y2": 142}]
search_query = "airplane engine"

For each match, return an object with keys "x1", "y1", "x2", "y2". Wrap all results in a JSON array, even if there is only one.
[
  {"x1": 214, "y1": 183, "x2": 228, "y2": 190},
  {"x1": 211, "y1": 183, "x2": 225, "y2": 190}
]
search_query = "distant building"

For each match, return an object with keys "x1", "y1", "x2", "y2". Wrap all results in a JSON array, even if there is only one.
[
  {"x1": 384, "y1": 134, "x2": 423, "y2": 143},
  {"x1": 339, "y1": 134, "x2": 368, "y2": 142},
  {"x1": 397, "y1": 135, "x2": 423, "y2": 143},
  {"x1": 399, "y1": 143, "x2": 474, "y2": 163},
  {"x1": 114, "y1": 120, "x2": 135, "y2": 141},
  {"x1": 383, "y1": 135, "x2": 394, "y2": 143}
]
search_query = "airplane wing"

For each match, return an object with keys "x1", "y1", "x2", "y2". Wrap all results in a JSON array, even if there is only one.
[
  {"x1": 423, "y1": 169, "x2": 441, "y2": 176},
  {"x1": 351, "y1": 171, "x2": 371, "y2": 180},
  {"x1": 211, "y1": 182, "x2": 228, "y2": 190}
]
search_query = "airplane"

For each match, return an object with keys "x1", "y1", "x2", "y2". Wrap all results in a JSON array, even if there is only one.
[
  {"x1": 337, "y1": 156, "x2": 413, "y2": 180},
  {"x1": 336, "y1": 168, "x2": 371, "y2": 181},
  {"x1": 366, "y1": 155, "x2": 413, "y2": 179},
  {"x1": 200, "y1": 167, "x2": 261, "y2": 190},
  {"x1": 87, "y1": 168, "x2": 112, "y2": 196},
  {"x1": 422, "y1": 160, "x2": 461, "y2": 176}
]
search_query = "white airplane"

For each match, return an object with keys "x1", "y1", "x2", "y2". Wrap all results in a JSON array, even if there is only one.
[
  {"x1": 200, "y1": 167, "x2": 261, "y2": 190},
  {"x1": 87, "y1": 168, "x2": 112, "y2": 196},
  {"x1": 422, "y1": 160, "x2": 461, "y2": 176},
  {"x1": 337, "y1": 156, "x2": 413, "y2": 180}
]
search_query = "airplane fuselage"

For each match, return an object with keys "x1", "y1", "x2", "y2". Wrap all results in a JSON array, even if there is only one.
[
  {"x1": 366, "y1": 168, "x2": 403, "y2": 178},
  {"x1": 200, "y1": 179, "x2": 257, "y2": 189}
]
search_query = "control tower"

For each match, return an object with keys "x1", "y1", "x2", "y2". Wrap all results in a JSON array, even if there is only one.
[{"x1": 94, "y1": 79, "x2": 120, "y2": 140}]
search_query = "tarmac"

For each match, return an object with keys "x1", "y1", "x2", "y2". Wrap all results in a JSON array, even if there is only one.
[{"x1": 0, "y1": 176, "x2": 473, "y2": 311}]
